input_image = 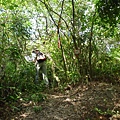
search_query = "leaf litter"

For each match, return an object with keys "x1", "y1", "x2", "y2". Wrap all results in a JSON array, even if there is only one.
[{"x1": 9, "y1": 82, "x2": 120, "y2": 120}]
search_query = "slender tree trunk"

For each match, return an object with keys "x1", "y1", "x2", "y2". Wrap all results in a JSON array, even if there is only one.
[
  {"x1": 57, "y1": 0, "x2": 68, "y2": 81},
  {"x1": 60, "y1": 37, "x2": 68, "y2": 82},
  {"x1": 89, "y1": 12, "x2": 96, "y2": 81},
  {"x1": 72, "y1": 0, "x2": 82, "y2": 78},
  {"x1": 89, "y1": 33, "x2": 92, "y2": 81},
  {"x1": 72, "y1": 0, "x2": 77, "y2": 49}
]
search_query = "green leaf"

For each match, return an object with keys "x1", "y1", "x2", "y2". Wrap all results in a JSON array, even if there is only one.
[
  {"x1": 114, "y1": 57, "x2": 120, "y2": 61},
  {"x1": 9, "y1": 5, "x2": 14, "y2": 10},
  {"x1": 14, "y1": 4, "x2": 18, "y2": 7},
  {"x1": 1, "y1": 23, "x2": 5, "y2": 27}
]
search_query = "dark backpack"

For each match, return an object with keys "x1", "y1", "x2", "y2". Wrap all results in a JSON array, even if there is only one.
[{"x1": 36, "y1": 51, "x2": 47, "y2": 62}]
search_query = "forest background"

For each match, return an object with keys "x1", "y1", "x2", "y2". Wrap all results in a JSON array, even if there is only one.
[{"x1": 0, "y1": 0, "x2": 120, "y2": 118}]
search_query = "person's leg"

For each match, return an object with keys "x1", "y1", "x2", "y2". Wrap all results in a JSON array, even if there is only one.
[
  {"x1": 41, "y1": 62, "x2": 49, "y2": 86},
  {"x1": 35, "y1": 62, "x2": 40, "y2": 84}
]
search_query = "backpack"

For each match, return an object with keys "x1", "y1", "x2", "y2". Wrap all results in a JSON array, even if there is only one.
[{"x1": 36, "y1": 51, "x2": 47, "y2": 62}]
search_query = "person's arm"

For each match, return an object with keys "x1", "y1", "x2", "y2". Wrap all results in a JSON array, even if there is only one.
[{"x1": 31, "y1": 52, "x2": 37, "y2": 63}]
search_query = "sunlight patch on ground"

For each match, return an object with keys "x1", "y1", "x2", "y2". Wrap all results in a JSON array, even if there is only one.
[
  {"x1": 12, "y1": 112, "x2": 32, "y2": 120},
  {"x1": 19, "y1": 111, "x2": 33, "y2": 119},
  {"x1": 50, "y1": 95, "x2": 67, "y2": 99}
]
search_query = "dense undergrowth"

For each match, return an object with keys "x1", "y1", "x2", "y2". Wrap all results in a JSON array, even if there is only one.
[
  {"x1": 0, "y1": 0, "x2": 120, "y2": 119},
  {"x1": 0, "y1": 53, "x2": 120, "y2": 119}
]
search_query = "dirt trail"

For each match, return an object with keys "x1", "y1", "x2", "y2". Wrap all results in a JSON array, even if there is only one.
[{"x1": 13, "y1": 82, "x2": 120, "y2": 120}]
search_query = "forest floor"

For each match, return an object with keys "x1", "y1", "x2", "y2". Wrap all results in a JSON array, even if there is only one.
[{"x1": 4, "y1": 82, "x2": 120, "y2": 120}]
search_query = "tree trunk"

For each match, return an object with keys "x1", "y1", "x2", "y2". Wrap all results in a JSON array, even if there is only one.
[{"x1": 88, "y1": 12, "x2": 96, "y2": 81}]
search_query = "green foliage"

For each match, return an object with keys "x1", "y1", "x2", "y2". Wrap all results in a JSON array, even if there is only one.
[
  {"x1": 0, "y1": 0, "x2": 120, "y2": 118},
  {"x1": 96, "y1": 0, "x2": 120, "y2": 26},
  {"x1": 109, "y1": 48, "x2": 120, "y2": 61},
  {"x1": 33, "y1": 106, "x2": 42, "y2": 113},
  {"x1": 10, "y1": 14, "x2": 31, "y2": 38},
  {"x1": 30, "y1": 93, "x2": 46, "y2": 102},
  {"x1": 0, "y1": 60, "x2": 46, "y2": 118},
  {"x1": 93, "y1": 50, "x2": 120, "y2": 82},
  {"x1": 95, "y1": 107, "x2": 114, "y2": 115}
]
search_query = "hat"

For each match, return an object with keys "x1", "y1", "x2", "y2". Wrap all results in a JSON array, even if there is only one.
[{"x1": 33, "y1": 46, "x2": 38, "y2": 50}]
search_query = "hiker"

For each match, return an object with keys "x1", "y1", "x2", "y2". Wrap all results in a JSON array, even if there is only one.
[{"x1": 31, "y1": 49, "x2": 49, "y2": 86}]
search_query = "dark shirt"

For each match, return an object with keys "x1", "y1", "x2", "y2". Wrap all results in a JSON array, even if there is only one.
[{"x1": 32, "y1": 50, "x2": 47, "y2": 63}]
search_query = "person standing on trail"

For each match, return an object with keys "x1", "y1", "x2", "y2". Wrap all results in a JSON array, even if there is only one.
[{"x1": 31, "y1": 49, "x2": 49, "y2": 86}]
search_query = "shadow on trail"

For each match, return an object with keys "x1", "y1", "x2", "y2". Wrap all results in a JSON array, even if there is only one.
[{"x1": 12, "y1": 82, "x2": 120, "y2": 120}]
